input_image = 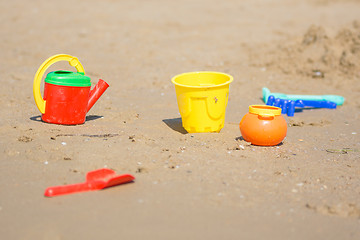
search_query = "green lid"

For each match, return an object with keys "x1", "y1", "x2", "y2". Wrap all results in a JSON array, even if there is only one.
[{"x1": 45, "y1": 70, "x2": 91, "y2": 87}]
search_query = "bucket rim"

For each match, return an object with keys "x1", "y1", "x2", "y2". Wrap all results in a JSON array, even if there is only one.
[{"x1": 171, "y1": 71, "x2": 233, "y2": 88}]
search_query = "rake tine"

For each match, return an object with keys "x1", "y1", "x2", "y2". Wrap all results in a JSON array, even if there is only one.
[
  {"x1": 267, "y1": 95, "x2": 275, "y2": 106},
  {"x1": 287, "y1": 101, "x2": 296, "y2": 117},
  {"x1": 274, "y1": 98, "x2": 282, "y2": 108},
  {"x1": 282, "y1": 100, "x2": 289, "y2": 114}
]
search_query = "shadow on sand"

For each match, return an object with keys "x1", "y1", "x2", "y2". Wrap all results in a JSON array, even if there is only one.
[
  {"x1": 29, "y1": 115, "x2": 103, "y2": 123},
  {"x1": 162, "y1": 117, "x2": 187, "y2": 134}
]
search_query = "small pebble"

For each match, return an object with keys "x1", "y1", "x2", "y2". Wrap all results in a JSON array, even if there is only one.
[{"x1": 312, "y1": 70, "x2": 324, "y2": 78}]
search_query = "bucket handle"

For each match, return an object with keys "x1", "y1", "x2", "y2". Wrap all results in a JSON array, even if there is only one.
[{"x1": 33, "y1": 54, "x2": 85, "y2": 114}]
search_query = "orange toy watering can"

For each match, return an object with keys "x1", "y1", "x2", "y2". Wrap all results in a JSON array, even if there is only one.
[{"x1": 33, "y1": 54, "x2": 109, "y2": 125}]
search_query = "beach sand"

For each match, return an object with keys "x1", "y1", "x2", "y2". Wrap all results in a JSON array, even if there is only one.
[{"x1": 0, "y1": 0, "x2": 359, "y2": 239}]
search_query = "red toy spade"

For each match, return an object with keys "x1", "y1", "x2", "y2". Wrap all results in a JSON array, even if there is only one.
[{"x1": 44, "y1": 168, "x2": 135, "y2": 197}]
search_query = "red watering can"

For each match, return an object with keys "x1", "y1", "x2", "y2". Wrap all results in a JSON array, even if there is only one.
[{"x1": 33, "y1": 54, "x2": 109, "y2": 125}]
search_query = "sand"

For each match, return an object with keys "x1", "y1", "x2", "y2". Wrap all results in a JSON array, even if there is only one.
[{"x1": 0, "y1": 0, "x2": 360, "y2": 239}]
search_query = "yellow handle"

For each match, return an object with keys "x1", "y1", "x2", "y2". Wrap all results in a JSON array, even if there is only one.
[{"x1": 33, "y1": 54, "x2": 85, "y2": 114}]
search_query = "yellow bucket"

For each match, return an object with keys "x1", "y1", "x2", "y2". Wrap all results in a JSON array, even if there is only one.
[{"x1": 171, "y1": 71, "x2": 233, "y2": 133}]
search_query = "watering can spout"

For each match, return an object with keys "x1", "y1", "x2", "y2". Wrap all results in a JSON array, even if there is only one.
[{"x1": 87, "y1": 79, "x2": 109, "y2": 112}]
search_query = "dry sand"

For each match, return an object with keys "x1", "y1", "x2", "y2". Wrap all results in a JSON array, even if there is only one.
[{"x1": 0, "y1": 0, "x2": 360, "y2": 239}]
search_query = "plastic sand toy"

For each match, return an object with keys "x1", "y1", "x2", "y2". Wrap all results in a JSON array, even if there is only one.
[
  {"x1": 240, "y1": 105, "x2": 287, "y2": 146},
  {"x1": 33, "y1": 54, "x2": 109, "y2": 125},
  {"x1": 262, "y1": 87, "x2": 345, "y2": 106},
  {"x1": 266, "y1": 95, "x2": 337, "y2": 117},
  {"x1": 44, "y1": 168, "x2": 134, "y2": 197},
  {"x1": 171, "y1": 71, "x2": 233, "y2": 133}
]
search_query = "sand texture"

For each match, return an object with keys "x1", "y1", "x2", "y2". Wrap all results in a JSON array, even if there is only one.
[{"x1": 0, "y1": 0, "x2": 360, "y2": 239}]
